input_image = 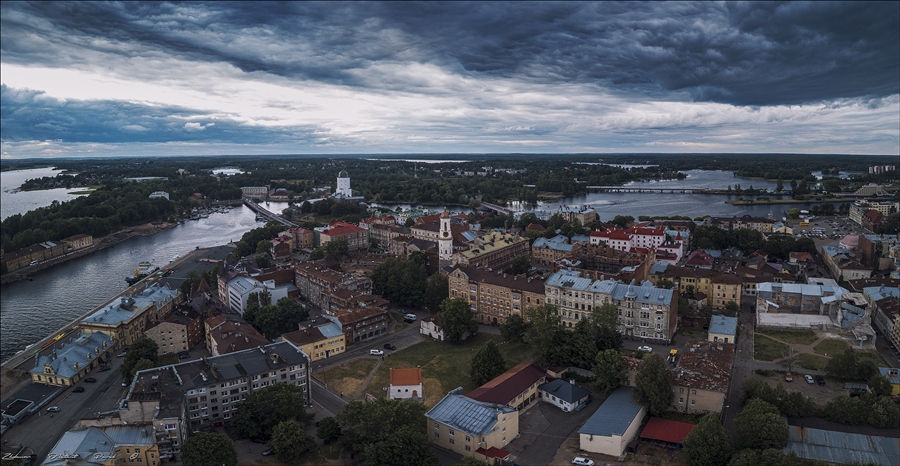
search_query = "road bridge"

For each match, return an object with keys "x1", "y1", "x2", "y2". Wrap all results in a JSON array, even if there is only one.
[{"x1": 242, "y1": 198, "x2": 297, "y2": 227}]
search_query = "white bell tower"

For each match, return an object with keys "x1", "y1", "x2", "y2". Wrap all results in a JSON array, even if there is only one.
[{"x1": 439, "y1": 209, "x2": 453, "y2": 261}]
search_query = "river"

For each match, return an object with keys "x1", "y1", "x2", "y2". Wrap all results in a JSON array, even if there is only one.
[
  {"x1": 1, "y1": 167, "x2": 85, "y2": 221},
  {"x1": 0, "y1": 168, "x2": 850, "y2": 363}
]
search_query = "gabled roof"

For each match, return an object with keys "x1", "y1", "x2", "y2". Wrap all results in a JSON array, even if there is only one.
[
  {"x1": 639, "y1": 417, "x2": 696, "y2": 445},
  {"x1": 538, "y1": 378, "x2": 590, "y2": 404},
  {"x1": 426, "y1": 387, "x2": 516, "y2": 435},
  {"x1": 390, "y1": 367, "x2": 423, "y2": 386},
  {"x1": 578, "y1": 386, "x2": 644, "y2": 436},
  {"x1": 467, "y1": 362, "x2": 546, "y2": 405}
]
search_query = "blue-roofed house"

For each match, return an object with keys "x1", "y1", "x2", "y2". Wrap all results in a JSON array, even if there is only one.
[
  {"x1": 532, "y1": 237, "x2": 574, "y2": 266},
  {"x1": 707, "y1": 315, "x2": 738, "y2": 344},
  {"x1": 31, "y1": 331, "x2": 114, "y2": 387},
  {"x1": 426, "y1": 387, "x2": 518, "y2": 460},
  {"x1": 578, "y1": 386, "x2": 646, "y2": 457},
  {"x1": 539, "y1": 378, "x2": 591, "y2": 412},
  {"x1": 43, "y1": 424, "x2": 158, "y2": 466}
]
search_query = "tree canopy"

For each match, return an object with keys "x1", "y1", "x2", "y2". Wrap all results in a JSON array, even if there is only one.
[
  {"x1": 272, "y1": 419, "x2": 316, "y2": 463},
  {"x1": 244, "y1": 295, "x2": 308, "y2": 339},
  {"x1": 335, "y1": 398, "x2": 437, "y2": 466},
  {"x1": 181, "y1": 432, "x2": 237, "y2": 466},
  {"x1": 734, "y1": 399, "x2": 789, "y2": 451},
  {"x1": 682, "y1": 413, "x2": 732, "y2": 466},
  {"x1": 633, "y1": 354, "x2": 674, "y2": 416},
  {"x1": 499, "y1": 313, "x2": 528, "y2": 343},
  {"x1": 591, "y1": 349, "x2": 626, "y2": 395},
  {"x1": 120, "y1": 337, "x2": 159, "y2": 381},
  {"x1": 234, "y1": 383, "x2": 313, "y2": 441},
  {"x1": 371, "y1": 257, "x2": 427, "y2": 307},
  {"x1": 471, "y1": 340, "x2": 506, "y2": 386},
  {"x1": 439, "y1": 298, "x2": 479, "y2": 344}
]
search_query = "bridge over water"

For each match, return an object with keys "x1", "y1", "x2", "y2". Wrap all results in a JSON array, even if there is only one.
[
  {"x1": 586, "y1": 186, "x2": 731, "y2": 194},
  {"x1": 242, "y1": 198, "x2": 297, "y2": 227}
]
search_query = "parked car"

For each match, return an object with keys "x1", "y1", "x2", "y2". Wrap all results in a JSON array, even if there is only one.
[
  {"x1": 117, "y1": 350, "x2": 128, "y2": 357},
  {"x1": 98, "y1": 366, "x2": 111, "y2": 372},
  {"x1": 784, "y1": 371, "x2": 793, "y2": 382},
  {"x1": 84, "y1": 377, "x2": 97, "y2": 383},
  {"x1": 383, "y1": 343, "x2": 396, "y2": 350},
  {"x1": 251, "y1": 437, "x2": 269, "y2": 444},
  {"x1": 73, "y1": 387, "x2": 85, "y2": 393},
  {"x1": 370, "y1": 349, "x2": 384, "y2": 356},
  {"x1": 637, "y1": 345, "x2": 653, "y2": 353},
  {"x1": 816, "y1": 375, "x2": 826, "y2": 385},
  {"x1": 262, "y1": 449, "x2": 275, "y2": 456},
  {"x1": 805, "y1": 375, "x2": 815, "y2": 384},
  {"x1": 178, "y1": 352, "x2": 191, "y2": 359},
  {"x1": 572, "y1": 458, "x2": 595, "y2": 466},
  {"x1": 47, "y1": 406, "x2": 60, "y2": 412},
  {"x1": 403, "y1": 313, "x2": 417, "y2": 323}
]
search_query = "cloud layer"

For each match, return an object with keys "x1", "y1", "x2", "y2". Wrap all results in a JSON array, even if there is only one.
[{"x1": 1, "y1": 1, "x2": 898, "y2": 158}]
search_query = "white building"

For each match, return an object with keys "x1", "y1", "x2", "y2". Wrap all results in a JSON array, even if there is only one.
[
  {"x1": 225, "y1": 276, "x2": 289, "y2": 315},
  {"x1": 335, "y1": 170, "x2": 352, "y2": 197},
  {"x1": 149, "y1": 191, "x2": 170, "y2": 200},
  {"x1": 578, "y1": 386, "x2": 646, "y2": 457},
  {"x1": 389, "y1": 367, "x2": 424, "y2": 400}
]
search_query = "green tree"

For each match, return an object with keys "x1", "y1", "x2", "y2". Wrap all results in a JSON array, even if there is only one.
[
  {"x1": 272, "y1": 419, "x2": 316, "y2": 463},
  {"x1": 457, "y1": 457, "x2": 487, "y2": 466},
  {"x1": 499, "y1": 313, "x2": 528, "y2": 343},
  {"x1": 525, "y1": 303, "x2": 563, "y2": 365},
  {"x1": 592, "y1": 349, "x2": 626, "y2": 395},
  {"x1": 424, "y1": 273, "x2": 449, "y2": 313},
  {"x1": 825, "y1": 348, "x2": 877, "y2": 381},
  {"x1": 656, "y1": 279, "x2": 675, "y2": 289},
  {"x1": 610, "y1": 215, "x2": 634, "y2": 229},
  {"x1": 120, "y1": 337, "x2": 159, "y2": 381},
  {"x1": 372, "y1": 257, "x2": 427, "y2": 307},
  {"x1": 471, "y1": 340, "x2": 506, "y2": 386},
  {"x1": 504, "y1": 254, "x2": 531, "y2": 275},
  {"x1": 316, "y1": 416, "x2": 341, "y2": 444},
  {"x1": 734, "y1": 399, "x2": 789, "y2": 451},
  {"x1": 336, "y1": 398, "x2": 437, "y2": 465},
  {"x1": 633, "y1": 354, "x2": 673, "y2": 416},
  {"x1": 682, "y1": 413, "x2": 732, "y2": 466},
  {"x1": 588, "y1": 302, "x2": 623, "y2": 352},
  {"x1": 182, "y1": 432, "x2": 237, "y2": 466},
  {"x1": 439, "y1": 298, "x2": 479, "y2": 344},
  {"x1": 131, "y1": 358, "x2": 156, "y2": 375},
  {"x1": 234, "y1": 383, "x2": 312, "y2": 441},
  {"x1": 868, "y1": 373, "x2": 893, "y2": 398}
]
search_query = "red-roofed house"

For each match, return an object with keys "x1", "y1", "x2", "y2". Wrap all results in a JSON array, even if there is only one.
[
  {"x1": 389, "y1": 367, "x2": 424, "y2": 400},
  {"x1": 684, "y1": 249, "x2": 714, "y2": 269},
  {"x1": 321, "y1": 221, "x2": 368, "y2": 250},
  {"x1": 639, "y1": 418, "x2": 696, "y2": 447},
  {"x1": 626, "y1": 226, "x2": 666, "y2": 250},
  {"x1": 269, "y1": 235, "x2": 293, "y2": 260},
  {"x1": 590, "y1": 228, "x2": 632, "y2": 250},
  {"x1": 467, "y1": 362, "x2": 547, "y2": 410}
]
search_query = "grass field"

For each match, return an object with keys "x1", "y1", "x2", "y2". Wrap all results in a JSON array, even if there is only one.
[
  {"x1": 795, "y1": 353, "x2": 828, "y2": 371},
  {"x1": 754, "y1": 334, "x2": 788, "y2": 362},
  {"x1": 318, "y1": 358, "x2": 379, "y2": 398},
  {"x1": 857, "y1": 350, "x2": 888, "y2": 368},
  {"x1": 364, "y1": 333, "x2": 530, "y2": 409},
  {"x1": 757, "y1": 328, "x2": 818, "y2": 345},
  {"x1": 813, "y1": 338, "x2": 850, "y2": 356}
]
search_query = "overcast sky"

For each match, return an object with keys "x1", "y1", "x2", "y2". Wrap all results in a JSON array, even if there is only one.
[{"x1": 2, "y1": 1, "x2": 898, "y2": 159}]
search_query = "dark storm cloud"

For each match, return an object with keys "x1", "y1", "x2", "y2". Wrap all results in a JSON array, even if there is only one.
[
  {"x1": 2, "y1": 2, "x2": 896, "y2": 106},
  {"x1": 0, "y1": 85, "x2": 320, "y2": 145}
]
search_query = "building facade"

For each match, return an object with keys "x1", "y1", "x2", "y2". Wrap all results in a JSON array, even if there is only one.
[{"x1": 447, "y1": 265, "x2": 545, "y2": 325}]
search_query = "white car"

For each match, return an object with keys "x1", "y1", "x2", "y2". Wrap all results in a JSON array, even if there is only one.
[
  {"x1": 369, "y1": 349, "x2": 384, "y2": 356},
  {"x1": 572, "y1": 458, "x2": 594, "y2": 466},
  {"x1": 637, "y1": 345, "x2": 653, "y2": 353},
  {"x1": 47, "y1": 406, "x2": 60, "y2": 412}
]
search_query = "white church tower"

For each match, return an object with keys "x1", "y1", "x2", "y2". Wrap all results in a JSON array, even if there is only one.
[
  {"x1": 439, "y1": 209, "x2": 453, "y2": 261},
  {"x1": 336, "y1": 170, "x2": 352, "y2": 197}
]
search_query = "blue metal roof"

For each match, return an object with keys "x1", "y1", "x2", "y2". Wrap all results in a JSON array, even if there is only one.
[
  {"x1": 878, "y1": 367, "x2": 899, "y2": 385},
  {"x1": 864, "y1": 285, "x2": 900, "y2": 302},
  {"x1": 785, "y1": 426, "x2": 900, "y2": 465},
  {"x1": 578, "y1": 386, "x2": 644, "y2": 437},
  {"x1": 533, "y1": 238, "x2": 573, "y2": 252},
  {"x1": 426, "y1": 388, "x2": 515, "y2": 435},
  {"x1": 708, "y1": 315, "x2": 738, "y2": 336},
  {"x1": 31, "y1": 331, "x2": 113, "y2": 378}
]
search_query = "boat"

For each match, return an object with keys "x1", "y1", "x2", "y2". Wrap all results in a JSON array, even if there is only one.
[{"x1": 138, "y1": 261, "x2": 152, "y2": 268}]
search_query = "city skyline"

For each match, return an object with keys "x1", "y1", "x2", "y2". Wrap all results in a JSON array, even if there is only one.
[{"x1": 1, "y1": 1, "x2": 898, "y2": 159}]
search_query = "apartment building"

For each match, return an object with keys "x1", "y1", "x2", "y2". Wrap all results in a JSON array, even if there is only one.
[
  {"x1": 80, "y1": 284, "x2": 180, "y2": 348},
  {"x1": 294, "y1": 260, "x2": 372, "y2": 312},
  {"x1": 452, "y1": 231, "x2": 530, "y2": 271},
  {"x1": 426, "y1": 388, "x2": 519, "y2": 461},
  {"x1": 545, "y1": 269, "x2": 677, "y2": 343},
  {"x1": 122, "y1": 341, "x2": 310, "y2": 456},
  {"x1": 447, "y1": 265, "x2": 545, "y2": 325}
]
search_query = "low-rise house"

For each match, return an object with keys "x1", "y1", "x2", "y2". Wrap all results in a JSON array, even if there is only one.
[
  {"x1": 389, "y1": 367, "x2": 424, "y2": 400},
  {"x1": 707, "y1": 315, "x2": 738, "y2": 344},
  {"x1": 578, "y1": 386, "x2": 646, "y2": 457},
  {"x1": 672, "y1": 340, "x2": 735, "y2": 413},
  {"x1": 467, "y1": 362, "x2": 547, "y2": 411},
  {"x1": 278, "y1": 325, "x2": 345, "y2": 362},
  {"x1": 426, "y1": 387, "x2": 519, "y2": 460},
  {"x1": 43, "y1": 425, "x2": 160, "y2": 466},
  {"x1": 538, "y1": 379, "x2": 590, "y2": 412},
  {"x1": 420, "y1": 316, "x2": 446, "y2": 341},
  {"x1": 31, "y1": 331, "x2": 114, "y2": 387}
]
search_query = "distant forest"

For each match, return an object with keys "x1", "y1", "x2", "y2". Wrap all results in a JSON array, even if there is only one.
[{"x1": 1, "y1": 154, "x2": 896, "y2": 254}]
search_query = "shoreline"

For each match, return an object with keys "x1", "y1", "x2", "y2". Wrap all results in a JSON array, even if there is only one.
[
  {"x1": 0, "y1": 221, "x2": 178, "y2": 286},
  {"x1": 726, "y1": 198, "x2": 851, "y2": 206}
]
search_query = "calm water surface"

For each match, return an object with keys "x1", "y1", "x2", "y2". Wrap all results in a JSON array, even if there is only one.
[{"x1": 1, "y1": 167, "x2": 85, "y2": 220}]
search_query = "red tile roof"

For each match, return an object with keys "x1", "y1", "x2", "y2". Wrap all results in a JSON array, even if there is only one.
[
  {"x1": 325, "y1": 221, "x2": 365, "y2": 236},
  {"x1": 466, "y1": 362, "x2": 546, "y2": 405},
  {"x1": 640, "y1": 417, "x2": 696, "y2": 445},
  {"x1": 390, "y1": 367, "x2": 423, "y2": 386}
]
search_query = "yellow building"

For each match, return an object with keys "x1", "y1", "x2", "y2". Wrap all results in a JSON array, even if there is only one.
[
  {"x1": 426, "y1": 388, "x2": 519, "y2": 460},
  {"x1": 452, "y1": 231, "x2": 530, "y2": 271},
  {"x1": 79, "y1": 285, "x2": 180, "y2": 348},
  {"x1": 278, "y1": 325, "x2": 346, "y2": 361}
]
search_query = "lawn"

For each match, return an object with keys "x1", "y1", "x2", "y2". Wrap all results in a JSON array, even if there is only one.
[
  {"x1": 754, "y1": 334, "x2": 788, "y2": 362},
  {"x1": 813, "y1": 338, "x2": 850, "y2": 357},
  {"x1": 318, "y1": 358, "x2": 379, "y2": 398},
  {"x1": 757, "y1": 328, "x2": 818, "y2": 346},
  {"x1": 795, "y1": 353, "x2": 828, "y2": 371},
  {"x1": 857, "y1": 350, "x2": 888, "y2": 368},
  {"x1": 365, "y1": 333, "x2": 530, "y2": 409}
]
